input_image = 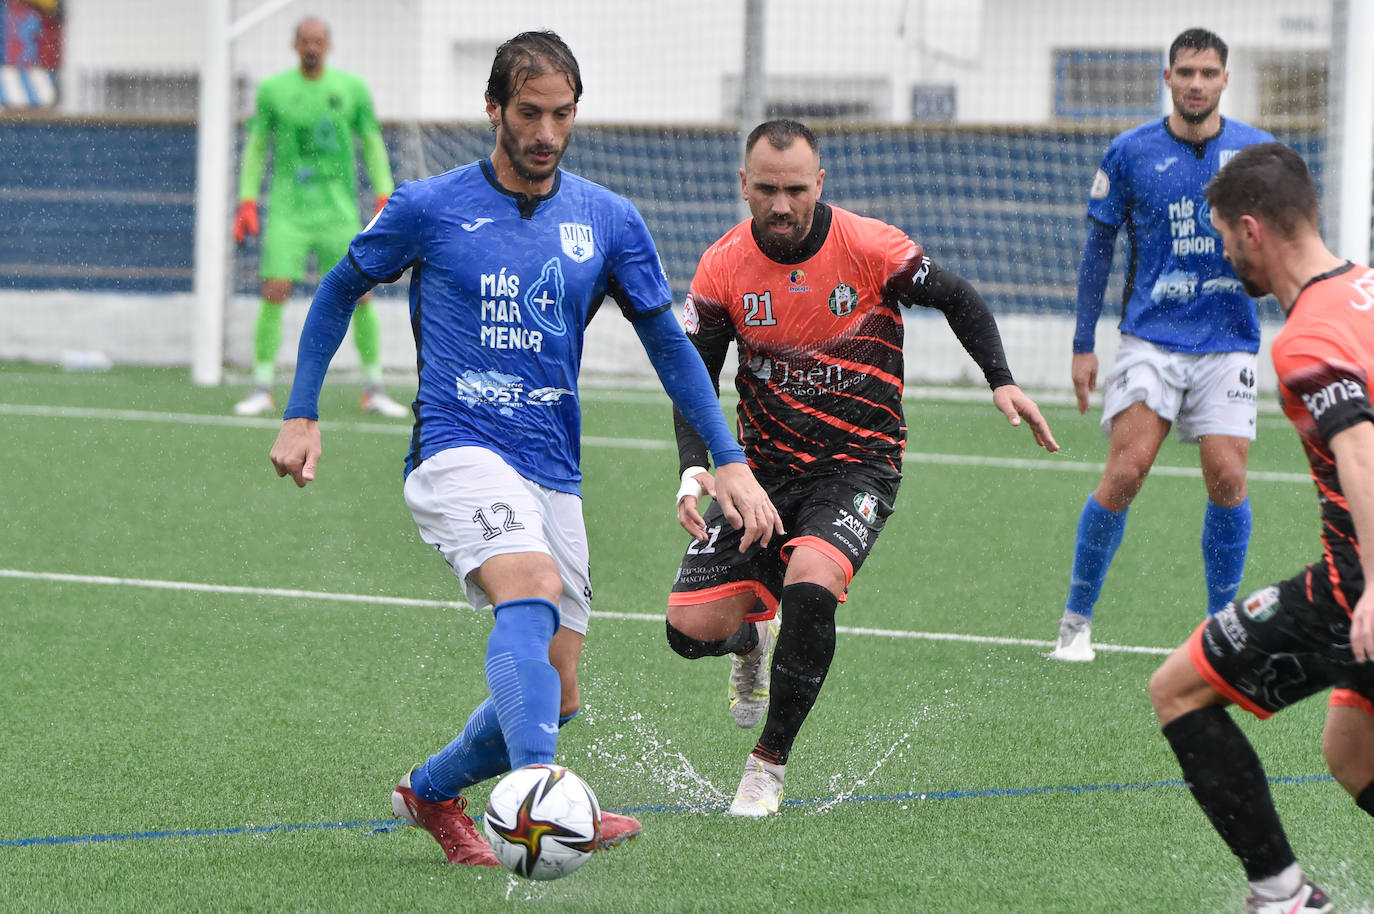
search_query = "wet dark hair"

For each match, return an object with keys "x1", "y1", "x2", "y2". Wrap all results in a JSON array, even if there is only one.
[
  {"x1": 486, "y1": 30, "x2": 583, "y2": 108},
  {"x1": 745, "y1": 119, "x2": 818, "y2": 157},
  {"x1": 1206, "y1": 142, "x2": 1319, "y2": 238},
  {"x1": 1169, "y1": 27, "x2": 1228, "y2": 68}
]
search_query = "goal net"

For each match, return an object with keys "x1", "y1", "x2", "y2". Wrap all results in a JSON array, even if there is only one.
[{"x1": 3, "y1": 0, "x2": 1363, "y2": 393}]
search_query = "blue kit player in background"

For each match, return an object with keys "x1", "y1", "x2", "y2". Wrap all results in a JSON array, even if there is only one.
[
  {"x1": 268, "y1": 30, "x2": 781, "y2": 866},
  {"x1": 1050, "y1": 28, "x2": 1275, "y2": 662}
]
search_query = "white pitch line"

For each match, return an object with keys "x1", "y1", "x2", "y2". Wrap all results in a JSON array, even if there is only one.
[
  {"x1": 0, "y1": 402, "x2": 1313, "y2": 483},
  {"x1": 3, "y1": 569, "x2": 1171, "y2": 656}
]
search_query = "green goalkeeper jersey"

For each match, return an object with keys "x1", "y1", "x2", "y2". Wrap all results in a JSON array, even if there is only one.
[{"x1": 238, "y1": 66, "x2": 394, "y2": 228}]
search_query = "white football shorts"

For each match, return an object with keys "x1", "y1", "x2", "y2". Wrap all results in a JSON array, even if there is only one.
[
  {"x1": 1099, "y1": 335, "x2": 1259, "y2": 443},
  {"x1": 402, "y1": 446, "x2": 592, "y2": 635}
]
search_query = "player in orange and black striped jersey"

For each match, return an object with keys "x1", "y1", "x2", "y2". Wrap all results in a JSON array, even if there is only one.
[
  {"x1": 662, "y1": 119, "x2": 1060, "y2": 818},
  {"x1": 1149, "y1": 142, "x2": 1374, "y2": 914}
]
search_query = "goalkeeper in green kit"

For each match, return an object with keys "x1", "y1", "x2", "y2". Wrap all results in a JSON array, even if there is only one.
[{"x1": 233, "y1": 16, "x2": 408, "y2": 418}]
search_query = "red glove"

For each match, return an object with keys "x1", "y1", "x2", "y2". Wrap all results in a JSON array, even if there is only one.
[
  {"x1": 372, "y1": 194, "x2": 389, "y2": 218},
  {"x1": 233, "y1": 200, "x2": 259, "y2": 244}
]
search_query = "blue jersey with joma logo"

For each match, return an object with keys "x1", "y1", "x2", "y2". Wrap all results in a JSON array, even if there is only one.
[
  {"x1": 350, "y1": 159, "x2": 673, "y2": 492},
  {"x1": 1088, "y1": 117, "x2": 1273, "y2": 353}
]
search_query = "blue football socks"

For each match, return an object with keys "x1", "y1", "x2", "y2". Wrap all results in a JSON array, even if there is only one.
[
  {"x1": 483, "y1": 597, "x2": 561, "y2": 770},
  {"x1": 411, "y1": 704, "x2": 582, "y2": 802},
  {"x1": 411, "y1": 697, "x2": 507, "y2": 801},
  {"x1": 1202, "y1": 497, "x2": 1251, "y2": 616},
  {"x1": 1065, "y1": 494, "x2": 1128, "y2": 618},
  {"x1": 409, "y1": 597, "x2": 562, "y2": 801}
]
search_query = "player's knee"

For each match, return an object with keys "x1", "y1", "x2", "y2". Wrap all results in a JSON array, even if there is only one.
[
  {"x1": 1146, "y1": 664, "x2": 1180, "y2": 722},
  {"x1": 665, "y1": 619, "x2": 729, "y2": 659},
  {"x1": 1100, "y1": 463, "x2": 1148, "y2": 504}
]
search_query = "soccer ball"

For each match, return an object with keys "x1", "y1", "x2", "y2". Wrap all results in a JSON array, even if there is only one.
[{"x1": 483, "y1": 764, "x2": 601, "y2": 880}]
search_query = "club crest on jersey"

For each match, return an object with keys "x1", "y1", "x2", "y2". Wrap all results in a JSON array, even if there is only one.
[
  {"x1": 560, "y1": 222, "x2": 595, "y2": 263},
  {"x1": 853, "y1": 492, "x2": 879, "y2": 525},
  {"x1": 683, "y1": 294, "x2": 700, "y2": 333},
  {"x1": 828, "y1": 282, "x2": 858, "y2": 317}
]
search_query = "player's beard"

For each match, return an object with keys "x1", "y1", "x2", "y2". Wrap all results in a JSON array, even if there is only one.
[
  {"x1": 754, "y1": 216, "x2": 808, "y2": 259},
  {"x1": 1229, "y1": 250, "x2": 1267, "y2": 298},
  {"x1": 500, "y1": 128, "x2": 567, "y2": 189},
  {"x1": 1175, "y1": 98, "x2": 1218, "y2": 125}
]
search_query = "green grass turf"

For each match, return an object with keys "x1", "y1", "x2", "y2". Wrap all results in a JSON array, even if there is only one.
[{"x1": 1, "y1": 364, "x2": 1370, "y2": 912}]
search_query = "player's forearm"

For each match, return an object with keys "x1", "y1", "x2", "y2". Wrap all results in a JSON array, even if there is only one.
[
  {"x1": 283, "y1": 259, "x2": 377, "y2": 420},
  {"x1": 1073, "y1": 218, "x2": 1117, "y2": 353},
  {"x1": 237, "y1": 126, "x2": 269, "y2": 201},
  {"x1": 1332, "y1": 422, "x2": 1374, "y2": 586},
  {"x1": 635, "y1": 308, "x2": 745, "y2": 467},
  {"x1": 360, "y1": 130, "x2": 395, "y2": 196},
  {"x1": 927, "y1": 270, "x2": 1015, "y2": 390}
]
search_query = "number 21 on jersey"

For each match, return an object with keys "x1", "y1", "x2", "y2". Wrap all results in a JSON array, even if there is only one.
[{"x1": 742, "y1": 291, "x2": 776, "y2": 326}]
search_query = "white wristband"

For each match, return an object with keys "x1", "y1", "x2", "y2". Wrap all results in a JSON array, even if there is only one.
[{"x1": 675, "y1": 466, "x2": 707, "y2": 505}]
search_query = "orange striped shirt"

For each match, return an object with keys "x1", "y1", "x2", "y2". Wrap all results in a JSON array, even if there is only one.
[{"x1": 683, "y1": 204, "x2": 924, "y2": 476}]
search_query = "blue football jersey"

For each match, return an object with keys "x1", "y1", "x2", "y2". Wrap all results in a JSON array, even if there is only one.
[
  {"x1": 1087, "y1": 117, "x2": 1274, "y2": 353},
  {"x1": 349, "y1": 159, "x2": 673, "y2": 493}
]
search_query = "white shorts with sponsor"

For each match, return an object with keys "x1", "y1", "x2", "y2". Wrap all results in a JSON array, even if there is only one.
[
  {"x1": 402, "y1": 446, "x2": 592, "y2": 635},
  {"x1": 1099, "y1": 335, "x2": 1258, "y2": 443}
]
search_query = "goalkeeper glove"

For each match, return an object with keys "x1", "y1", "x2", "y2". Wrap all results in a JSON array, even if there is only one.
[{"x1": 233, "y1": 200, "x2": 259, "y2": 244}]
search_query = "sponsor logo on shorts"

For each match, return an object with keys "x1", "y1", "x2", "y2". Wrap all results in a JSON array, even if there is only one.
[
  {"x1": 1241, "y1": 585, "x2": 1281, "y2": 623},
  {"x1": 853, "y1": 492, "x2": 879, "y2": 525},
  {"x1": 1227, "y1": 367, "x2": 1258, "y2": 403},
  {"x1": 828, "y1": 282, "x2": 858, "y2": 317},
  {"x1": 832, "y1": 509, "x2": 871, "y2": 547},
  {"x1": 1215, "y1": 605, "x2": 1248, "y2": 651}
]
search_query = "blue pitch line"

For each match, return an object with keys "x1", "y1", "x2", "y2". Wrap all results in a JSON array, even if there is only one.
[{"x1": 2, "y1": 775, "x2": 1334, "y2": 849}]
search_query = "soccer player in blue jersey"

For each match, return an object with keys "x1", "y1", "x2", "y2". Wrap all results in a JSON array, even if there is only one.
[
  {"x1": 1050, "y1": 28, "x2": 1275, "y2": 662},
  {"x1": 267, "y1": 30, "x2": 781, "y2": 866}
]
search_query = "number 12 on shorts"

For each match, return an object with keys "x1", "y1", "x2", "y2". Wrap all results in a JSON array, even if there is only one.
[{"x1": 472, "y1": 503, "x2": 525, "y2": 540}]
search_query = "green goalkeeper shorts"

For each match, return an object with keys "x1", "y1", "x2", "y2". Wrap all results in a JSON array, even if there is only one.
[{"x1": 259, "y1": 214, "x2": 361, "y2": 282}]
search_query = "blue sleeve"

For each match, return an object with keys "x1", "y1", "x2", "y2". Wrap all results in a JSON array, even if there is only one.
[
  {"x1": 607, "y1": 200, "x2": 673, "y2": 316},
  {"x1": 1073, "y1": 218, "x2": 1118, "y2": 354},
  {"x1": 633, "y1": 307, "x2": 746, "y2": 466},
  {"x1": 349, "y1": 179, "x2": 422, "y2": 283},
  {"x1": 282, "y1": 258, "x2": 377, "y2": 420}
]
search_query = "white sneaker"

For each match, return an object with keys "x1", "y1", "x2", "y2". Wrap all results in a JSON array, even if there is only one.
[
  {"x1": 233, "y1": 389, "x2": 275, "y2": 417},
  {"x1": 1244, "y1": 879, "x2": 1332, "y2": 914},
  {"x1": 727, "y1": 754, "x2": 785, "y2": 818},
  {"x1": 728, "y1": 614, "x2": 780, "y2": 728},
  {"x1": 360, "y1": 389, "x2": 409, "y2": 418},
  {"x1": 1048, "y1": 610, "x2": 1095, "y2": 662}
]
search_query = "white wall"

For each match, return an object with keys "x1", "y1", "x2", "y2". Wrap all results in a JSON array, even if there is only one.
[
  {"x1": 970, "y1": 0, "x2": 1330, "y2": 123},
  {"x1": 59, "y1": 0, "x2": 1325, "y2": 125}
]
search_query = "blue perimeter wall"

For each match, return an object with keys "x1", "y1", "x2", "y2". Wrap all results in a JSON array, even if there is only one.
[{"x1": 0, "y1": 119, "x2": 1321, "y2": 320}]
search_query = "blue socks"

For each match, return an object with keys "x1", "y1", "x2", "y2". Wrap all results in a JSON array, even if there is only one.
[
  {"x1": 409, "y1": 597, "x2": 562, "y2": 801},
  {"x1": 1202, "y1": 497, "x2": 1251, "y2": 616},
  {"x1": 1065, "y1": 495, "x2": 1128, "y2": 618},
  {"x1": 412, "y1": 698, "x2": 507, "y2": 801}
]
